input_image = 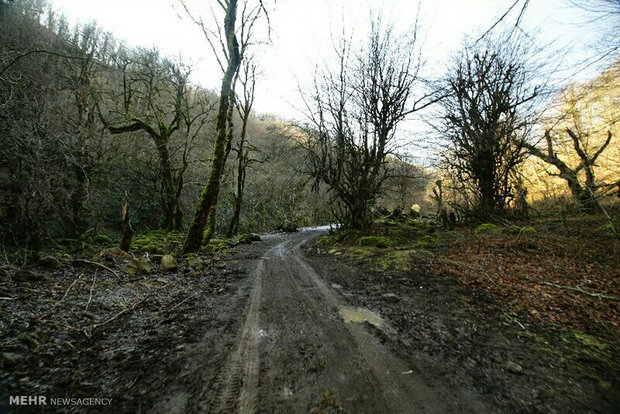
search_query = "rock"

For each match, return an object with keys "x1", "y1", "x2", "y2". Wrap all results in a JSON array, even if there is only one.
[
  {"x1": 1, "y1": 352, "x2": 22, "y2": 367},
  {"x1": 37, "y1": 255, "x2": 61, "y2": 269},
  {"x1": 123, "y1": 263, "x2": 138, "y2": 275},
  {"x1": 505, "y1": 361, "x2": 523, "y2": 374},
  {"x1": 124, "y1": 256, "x2": 151, "y2": 275},
  {"x1": 137, "y1": 256, "x2": 151, "y2": 274},
  {"x1": 161, "y1": 254, "x2": 179, "y2": 272},
  {"x1": 382, "y1": 293, "x2": 400, "y2": 303},
  {"x1": 13, "y1": 269, "x2": 45, "y2": 283}
]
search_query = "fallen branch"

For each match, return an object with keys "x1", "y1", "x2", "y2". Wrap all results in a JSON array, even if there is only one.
[
  {"x1": 72, "y1": 259, "x2": 121, "y2": 281},
  {"x1": 0, "y1": 297, "x2": 16, "y2": 300},
  {"x1": 83, "y1": 274, "x2": 96, "y2": 314},
  {"x1": 84, "y1": 297, "x2": 149, "y2": 337},
  {"x1": 50, "y1": 273, "x2": 83, "y2": 310},
  {"x1": 166, "y1": 292, "x2": 197, "y2": 313},
  {"x1": 540, "y1": 282, "x2": 620, "y2": 301}
]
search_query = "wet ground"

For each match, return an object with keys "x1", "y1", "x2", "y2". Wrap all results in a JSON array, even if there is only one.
[{"x1": 1, "y1": 228, "x2": 617, "y2": 412}]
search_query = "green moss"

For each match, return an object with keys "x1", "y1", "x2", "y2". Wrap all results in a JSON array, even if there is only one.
[
  {"x1": 92, "y1": 233, "x2": 113, "y2": 244},
  {"x1": 573, "y1": 331, "x2": 608, "y2": 350},
  {"x1": 184, "y1": 253, "x2": 200, "y2": 269},
  {"x1": 208, "y1": 238, "x2": 235, "y2": 251},
  {"x1": 474, "y1": 223, "x2": 500, "y2": 235},
  {"x1": 417, "y1": 234, "x2": 437, "y2": 248},
  {"x1": 599, "y1": 222, "x2": 616, "y2": 236},
  {"x1": 132, "y1": 230, "x2": 185, "y2": 254},
  {"x1": 359, "y1": 236, "x2": 390, "y2": 247},
  {"x1": 519, "y1": 226, "x2": 537, "y2": 234}
]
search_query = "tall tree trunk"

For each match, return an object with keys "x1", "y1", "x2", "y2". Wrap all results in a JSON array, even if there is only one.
[
  {"x1": 227, "y1": 152, "x2": 246, "y2": 237},
  {"x1": 155, "y1": 138, "x2": 183, "y2": 231},
  {"x1": 205, "y1": 91, "x2": 236, "y2": 241},
  {"x1": 183, "y1": 0, "x2": 240, "y2": 253},
  {"x1": 561, "y1": 170, "x2": 598, "y2": 213},
  {"x1": 71, "y1": 163, "x2": 89, "y2": 236},
  {"x1": 120, "y1": 192, "x2": 133, "y2": 251},
  {"x1": 227, "y1": 112, "x2": 249, "y2": 237},
  {"x1": 204, "y1": 207, "x2": 217, "y2": 242}
]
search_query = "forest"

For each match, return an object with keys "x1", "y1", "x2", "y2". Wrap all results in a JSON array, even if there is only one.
[{"x1": 0, "y1": 0, "x2": 618, "y2": 412}]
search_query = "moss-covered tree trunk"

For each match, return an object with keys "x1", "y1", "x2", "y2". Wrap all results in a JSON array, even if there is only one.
[
  {"x1": 227, "y1": 145, "x2": 246, "y2": 237},
  {"x1": 183, "y1": 0, "x2": 240, "y2": 253},
  {"x1": 155, "y1": 137, "x2": 183, "y2": 231},
  {"x1": 120, "y1": 192, "x2": 133, "y2": 251}
]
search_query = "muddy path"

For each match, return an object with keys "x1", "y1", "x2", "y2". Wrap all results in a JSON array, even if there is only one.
[
  {"x1": 154, "y1": 229, "x2": 490, "y2": 413},
  {"x1": 3, "y1": 227, "x2": 615, "y2": 413}
]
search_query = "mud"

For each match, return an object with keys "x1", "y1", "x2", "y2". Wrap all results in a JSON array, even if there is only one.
[{"x1": 2, "y1": 229, "x2": 617, "y2": 413}]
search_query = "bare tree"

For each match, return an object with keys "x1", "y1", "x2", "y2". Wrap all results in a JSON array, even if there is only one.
[
  {"x1": 522, "y1": 65, "x2": 618, "y2": 212},
  {"x1": 301, "y1": 19, "x2": 433, "y2": 229},
  {"x1": 58, "y1": 23, "x2": 114, "y2": 235},
  {"x1": 227, "y1": 57, "x2": 256, "y2": 236},
  {"x1": 182, "y1": 0, "x2": 269, "y2": 253},
  {"x1": 524, "y1": 129, "x2": 612, "y2": 212},
  {"x1": 439, "y1": 35, "x2": 539, "y2": 220},
  {"x1": 98, "y1": 49, "x2": 202, "y2": 231}
]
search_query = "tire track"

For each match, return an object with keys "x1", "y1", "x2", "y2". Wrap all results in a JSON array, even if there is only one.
[{"x1": 211, "y1": 259, "x2": 264, "y2": 414}]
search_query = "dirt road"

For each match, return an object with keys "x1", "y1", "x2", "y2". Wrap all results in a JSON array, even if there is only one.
[
  {"x1": 169, "y1": 229, "x2": 489, "y2": 413},
  {"x1": 2, "y1": 226, "x2": 616, "y2": 413}
]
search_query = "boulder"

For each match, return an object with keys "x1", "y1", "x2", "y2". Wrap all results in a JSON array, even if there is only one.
[{"x1": 161, "y1": 254, "x2": 179, "y2": 272}]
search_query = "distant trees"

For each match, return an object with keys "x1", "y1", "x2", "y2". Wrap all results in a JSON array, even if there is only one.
[
  {"x1": 439, "y1": 35, "x2": 539, "y2": 221},
  {"x1": 0, "y1": 0, "x2": 214, "y2": 245},
  {"x1": 523, "y1": 61, "x2": 619, "y2": 212},
  {"x1": 98, "y1": 49, "x2": 213, "y2": 231},
  {"x1": 0, "y1": 0, "x2": 330, "y2": 249},
  {"x1": 301, "y1": 19, "x2": 432, "y2": 229},
  {"x1": 227, "y1": 58, "x2": 256, "y2": 237}
]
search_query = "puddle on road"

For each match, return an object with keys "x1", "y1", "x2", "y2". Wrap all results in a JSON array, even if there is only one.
[{"x1": 339, "y1": 307, "x2": 388, "y2": 329}]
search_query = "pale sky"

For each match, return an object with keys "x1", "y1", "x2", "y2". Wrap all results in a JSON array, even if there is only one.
[{"x1": 49, "y1": 0, "x2": 606, "y2": 121}]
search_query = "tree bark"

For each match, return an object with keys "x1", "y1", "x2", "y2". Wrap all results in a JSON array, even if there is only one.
[
  {"x1": 120, "y1": 192, "x2": 133, "y2": 252},
  {"x1": 183, "y1": 0, "x2": 240, "y2": 253},
  {"x1": 154, "y1": 137, "x2": 183, "y2": 231}
]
